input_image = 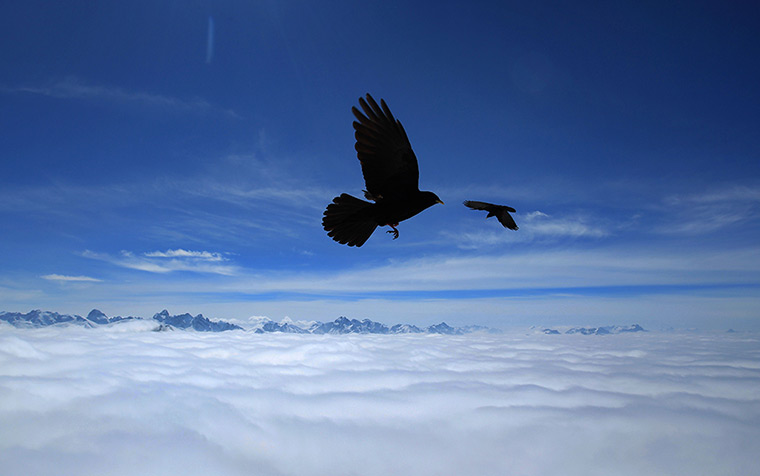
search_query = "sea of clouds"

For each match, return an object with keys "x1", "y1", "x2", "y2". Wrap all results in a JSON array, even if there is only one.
[{"x1": 1, "y1": 322, "x2": 759, "y2": 476}]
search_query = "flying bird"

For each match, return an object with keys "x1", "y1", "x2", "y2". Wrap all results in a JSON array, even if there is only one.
[
  {"x1": 463, "y1": 200, "x2": 519, "y2": 230},
  {"x1": 322, "y1": 94, "x2": 443, "y2": 247}
]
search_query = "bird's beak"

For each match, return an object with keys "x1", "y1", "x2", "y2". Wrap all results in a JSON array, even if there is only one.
[{"x1": 437, "y1": 199, "x2": 444, "y2": 205}]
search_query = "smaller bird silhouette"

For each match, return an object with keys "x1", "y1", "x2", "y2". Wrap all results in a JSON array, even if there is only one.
[{"x1": 463, "y1": 200, "x2": 519, "y2": 230}]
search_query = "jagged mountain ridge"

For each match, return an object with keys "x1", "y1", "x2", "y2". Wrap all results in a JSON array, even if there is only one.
[
  {"x1": 0, "y1": 309, "x2": 94, "y2": 328},
  {"x1": 1, "y1": 309, "x2": 490, "y2": 334},
  {"x1": 2, "y1": 309, "x2": 646, "y2": 335},
  {"x1": 254, "y1": 315, "x2": 486, "y2": 334},
  {"x1": 0, "y1": 309, "x2": 242, "y2": 331},
  {"x1": 152, "y1": 310, "x2": 243, "y2": 332},
  {"x1": 536, "y1": 324, "x2": 646, "y2": 335}
]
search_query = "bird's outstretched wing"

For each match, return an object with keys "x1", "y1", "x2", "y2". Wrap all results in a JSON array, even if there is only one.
[
  {"x1": 352, "y1": 94, "x2": 419, "y2": 200},
  {"x1": 464, "y1": 200, "x2": 519, "y2": 230}
]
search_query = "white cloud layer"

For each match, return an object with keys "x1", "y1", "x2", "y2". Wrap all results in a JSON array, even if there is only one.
[{"x1": 1, "y1": 328, "x2": 758, "y2": 476}]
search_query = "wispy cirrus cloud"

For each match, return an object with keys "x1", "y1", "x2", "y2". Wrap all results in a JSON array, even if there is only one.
[
  {"x1": 2, "y1": 76, "x2": 240, "y2": 118},
  {"x1": 0, "y1": 165, "x2": 328, "y2": 246},
  {"x1": 143, "y1": 249, "x2": 226, "y2": 261},
  {"x1": 40, "y1": 274, "x2": 101, "y2": 283},
  {"x1": 671, "y1": 184, "x2": 760, "y2": 204},
  {"x1": 522, "y1": 210, "x2": 609, "y2": 237},
  {"x1": 450, "y1": 210, "x2": 609, "y2": 249},
  {"x1": 284, "y1": 245, "x2": 759, "y2": 293},
  {"x1": 118, "y1": 244, "x2": 758, "y2": 298},
  {"x1": 446, "y1": 181, "x2": 760, "y2": 247},
  {"x1": 656, "y1": 183, "x2": 760, "y2": 235},
  {"x1": 82, "y1": 249, "x2": 239, "y2": 276}
]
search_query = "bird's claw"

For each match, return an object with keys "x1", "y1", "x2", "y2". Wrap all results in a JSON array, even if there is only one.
[{"x1": 386, "y1": 229, "x2": 399, "y2": 240}]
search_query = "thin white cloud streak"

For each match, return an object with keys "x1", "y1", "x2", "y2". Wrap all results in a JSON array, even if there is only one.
[
  {"x1": 2, "y1": 77, "x2": 240, "y2": 118},
  {"x1": 143, "y1": 249, "x2": 227, "y2": 261},
  {"x1": 523, "y1": 210, "x2": 609, "y2": 237},
  {"x1": 1, "y1": 329, "x2": 758, "y2": 476},
  {"x1": 82, "y1": 250, "x2": 239, "y2": 276},
  {"x1": 40, "y1": 274, "x2": 101, "y2": 282},
  {"x1": 667, "y1": 184, "x2": 760, "y2": 205},
  {"x1": 451, "y1": 210, "x2": 609, "y2": 249}
]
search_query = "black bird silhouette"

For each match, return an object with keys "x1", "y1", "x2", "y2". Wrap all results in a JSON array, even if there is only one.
[
  {"x1": 463, "y1": 200, "x2": 519, "y2": 230},
  {"x1": 322, "y1": 94, "x2": 443, "y2": 247}
]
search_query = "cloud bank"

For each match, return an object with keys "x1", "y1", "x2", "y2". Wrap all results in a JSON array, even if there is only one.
[{"x1": 1, "y1": 328, "x2": 758, "y2": 476}]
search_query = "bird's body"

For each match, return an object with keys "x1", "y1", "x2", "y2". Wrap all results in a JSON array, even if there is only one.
[
  {"x1": 463, "y1": 200, "x2": 519, "y2": 230},
  {"x1": 323, "y1": 94, "x2": 443, "y2": 247},
  {"x1": 369, "y1": 191, "x2": 443, "y2": 226}
]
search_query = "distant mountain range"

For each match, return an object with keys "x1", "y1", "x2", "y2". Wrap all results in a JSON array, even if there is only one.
[
  {"x1": 0, "y1": 309, "x2": 245, "y2": 332},
  {"x1": 534, "y1": 324, "x2": 646, "y2": 335},
  {"x1": 1, "y1": 309, "x2": 646, "y2": 335},
  {"x1": 0, "y1": 309, "x2": 499, "y2": 335}
]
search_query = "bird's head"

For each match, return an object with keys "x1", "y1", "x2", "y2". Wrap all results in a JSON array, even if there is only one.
[{"x1": 421, "y1": 191, "x2": 444, "y2": 207}]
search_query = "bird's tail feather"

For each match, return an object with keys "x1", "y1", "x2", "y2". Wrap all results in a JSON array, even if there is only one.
[{"x1": 322, "y1": 193, "x2": 378, "y2": 247}]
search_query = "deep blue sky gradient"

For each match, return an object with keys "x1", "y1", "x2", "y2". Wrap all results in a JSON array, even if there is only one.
[{"x1": 2, "y1": 1, "x2": 759, "y2": 329}]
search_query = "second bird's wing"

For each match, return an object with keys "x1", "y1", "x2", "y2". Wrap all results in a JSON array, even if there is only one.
[
  {"x1": 495, "y1": 209, "x2": 518, "y2": 230},
  {"x1": 463, "y1": 200, "x2": 495, "y2": 211}
]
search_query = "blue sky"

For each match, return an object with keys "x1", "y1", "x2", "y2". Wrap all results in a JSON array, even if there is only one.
[{"x1": 1, "y1": 1, "x2": 759, "y2": 329}]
